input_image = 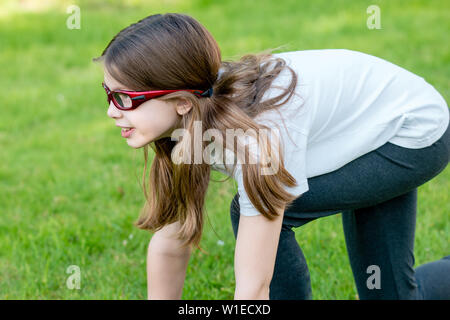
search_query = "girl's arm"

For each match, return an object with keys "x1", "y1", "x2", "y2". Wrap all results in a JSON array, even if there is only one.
[
  {"x1": 233, "y1": 205, "x2": 285, "y2": 300},
  {"x1": 147, "y1": 221, "x2": 192, "y2": 300}
]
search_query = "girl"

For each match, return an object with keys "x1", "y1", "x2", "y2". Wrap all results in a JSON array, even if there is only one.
[{"x1": 94, "y1": 13, "x2": 450, "y2": 300}]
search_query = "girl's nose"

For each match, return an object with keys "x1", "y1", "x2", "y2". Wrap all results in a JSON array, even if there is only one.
[{"x1": 107, "y1": 101, "x2": 122, "y2": 119}]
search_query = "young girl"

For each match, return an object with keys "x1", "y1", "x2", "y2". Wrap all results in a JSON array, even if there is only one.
[{"x1": 94, "y1": 13, "x2": 450, "y2": 300}]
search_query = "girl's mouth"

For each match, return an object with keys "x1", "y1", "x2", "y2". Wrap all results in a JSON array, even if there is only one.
[{"x1": 121, "y1": 128, "x2": 135, "y2": 138}]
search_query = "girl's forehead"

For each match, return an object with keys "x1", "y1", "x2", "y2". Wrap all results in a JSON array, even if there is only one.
[{"x1": 103, "y1": 67, "x2": 130, "y2": 91}]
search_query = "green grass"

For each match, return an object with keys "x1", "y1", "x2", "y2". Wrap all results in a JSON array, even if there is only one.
[{"x1": 0, "y1": 0, "x2": 449, "y2": 299}]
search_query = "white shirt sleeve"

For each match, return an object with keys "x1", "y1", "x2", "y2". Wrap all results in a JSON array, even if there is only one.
[{"x1": 236, "y1": 123, "x2": 310, "y2": 216}]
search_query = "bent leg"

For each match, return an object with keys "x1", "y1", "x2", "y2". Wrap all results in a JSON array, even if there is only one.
[
  {"x1": 342, "y1": 189, "x2": 420, "y2": 299},
  {"x1": 342, "y1": 188, "x2": 450, "y2": 300},
  {"x1": 280, "y1": 129, "x2": 449, "y2": 299}
]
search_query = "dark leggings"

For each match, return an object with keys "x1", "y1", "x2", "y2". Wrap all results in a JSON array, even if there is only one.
[{"x1": 230, "y1": 123, "x2": 450, "y2": 299}]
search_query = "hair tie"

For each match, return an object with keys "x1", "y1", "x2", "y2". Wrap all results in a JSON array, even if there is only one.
[{"x1": 200, "y1": 87, "x2": 213, "y2": 97}]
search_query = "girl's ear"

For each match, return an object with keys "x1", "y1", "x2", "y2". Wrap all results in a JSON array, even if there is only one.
[{"x1": 175, "y1": 98, "x2": 193, "y2": 116}]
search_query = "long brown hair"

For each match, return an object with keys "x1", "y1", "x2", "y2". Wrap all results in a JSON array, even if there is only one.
[{"x1": 94, "y1": 13, "x2": 303, "y2": 251}]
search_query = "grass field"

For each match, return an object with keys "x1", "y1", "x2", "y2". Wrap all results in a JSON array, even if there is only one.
[{"x1": 0, "y1": 0, "x2": 449, "y2": 299}]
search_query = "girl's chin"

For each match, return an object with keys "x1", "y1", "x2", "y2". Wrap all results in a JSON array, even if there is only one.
[
  {"x1": 126, "y1": 135, "x2": 154, "y2": 149},
  {"x1": 125, "y1": 137, "x2": 141, "y2": 148},
  {"x1": 125, "y1": 131, "x2": 167, "y2": 148}
]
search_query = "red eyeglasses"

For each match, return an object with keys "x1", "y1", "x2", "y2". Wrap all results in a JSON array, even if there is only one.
[{"x1": 102, "y1": 82, "x2": 210, "y2": 110}]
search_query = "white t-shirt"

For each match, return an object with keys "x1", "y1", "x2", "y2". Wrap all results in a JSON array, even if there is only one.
[{"x1": 211, "y1": 49, "x2": 450, "y2": 216}]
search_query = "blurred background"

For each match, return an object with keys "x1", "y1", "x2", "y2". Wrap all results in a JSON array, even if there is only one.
[{"x1": 0, "y1": 0, "x2": 448, "y2": 299}]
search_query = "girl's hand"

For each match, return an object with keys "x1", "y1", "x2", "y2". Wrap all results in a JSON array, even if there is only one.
[{"x1": 233, "y1": 205, "x2": 285, "y2": 300}]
